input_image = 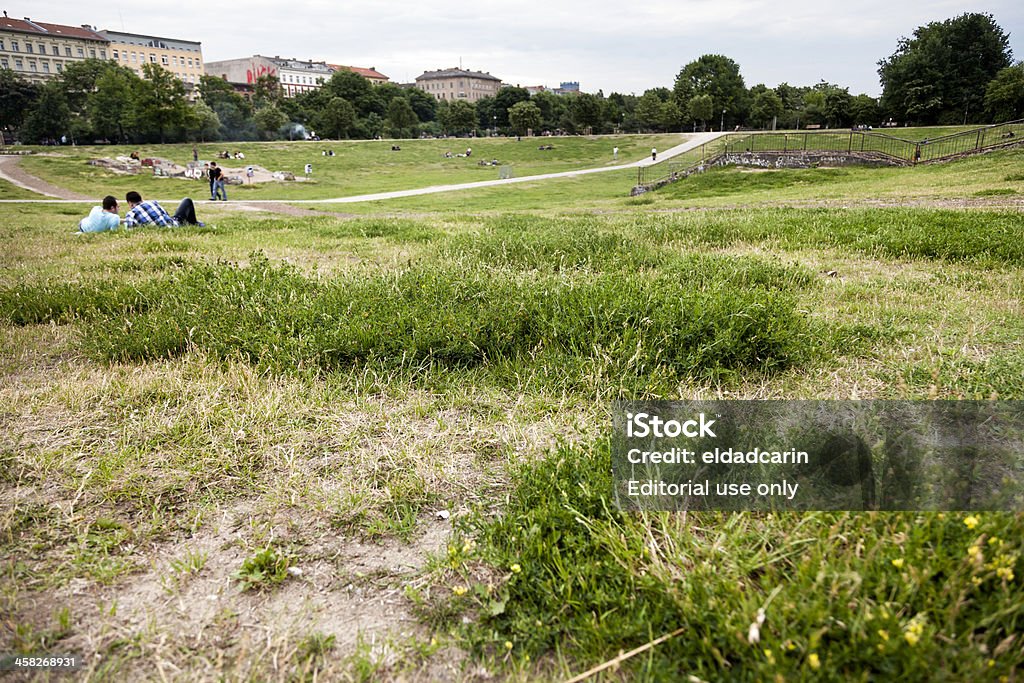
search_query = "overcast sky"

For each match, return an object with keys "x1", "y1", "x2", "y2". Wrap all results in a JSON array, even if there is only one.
[{"x1": 18, "y1": 1, "x2": 1024, "y2": 97}]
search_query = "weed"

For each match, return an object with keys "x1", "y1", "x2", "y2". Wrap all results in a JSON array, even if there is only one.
[{"x1": 234, "y1": 546, "x2": 292, "y2": 591}]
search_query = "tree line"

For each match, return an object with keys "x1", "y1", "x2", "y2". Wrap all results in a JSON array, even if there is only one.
[{"x1": 2, "y1": 12, "x2": 1021, "y2": 145}]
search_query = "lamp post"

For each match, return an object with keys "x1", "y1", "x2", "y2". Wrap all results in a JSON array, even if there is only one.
[
  {"x1": 493, "y1": 115, "x2": 497, "y2": 137},
  {"x1": 721, "y1": 109, "x2": 727, "y2": 132}
]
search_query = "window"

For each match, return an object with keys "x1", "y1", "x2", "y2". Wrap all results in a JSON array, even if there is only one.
[
  {"x1": 42, "y1": 61, "x2": 49, "y2": 73},
  {"x1": 77, "y1": 47, "x2": 84, "y2": 57},
  {"x1": 187, "y1": 58, "x2": 192, "y2": 67},
  {"x1": 56, "y1": 62, "x2": 63, "y2": 72},
  {"x1": 25, "y1": 43, "x2": 32, "y2": 53},
  {"x1": 12, "y1": 40, "x2": 20, "y2": 51},
  {"x1": 89, "y1": 48, "x2": 96, "y2": 58},
  {"x1": 65, "y1": 46, "x2": 72, "y2": 56},
  {"x1": 113, "y1": 50, "x2": 119, "y2": 60},
  {"x1": 131, "y1": 52, "x2": 136, "y2": 63},
  {"x1": 14, "y1": 58, "x2": 23, "y2": 69},
  {"x1": 161, "y1": 55, "x2": 168, "y2": 65},
  {"x1": 172, "y1": 55, "x2": 177, "y2": 66},
  {"x1": 52, "y1": 45, "x2": 58, "y2": 55},
  {"x1": 0, "y1": 59, "x2": 7, "y2": 69},
  {"x1": 29, "y1": 61, "x2": 37, "y2": 71},
  {"x1": 99, "y1": 49, "x2": 106, "y2": 59},
  {"x1": 150, "y1": 54, "x2": 156, "y2": 63},
  {"x1": 38, "y1": 43, "x2": 44, "y2": 53},
  {"x1": 0, "y1": 40, "x2": 5, "y2": 50}
]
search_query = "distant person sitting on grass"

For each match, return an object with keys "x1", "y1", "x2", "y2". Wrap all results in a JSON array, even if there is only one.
[
  {"x1": 123, "y1": 191, "x2": 203, "y2": 228},
  {"x1": 75, "y1": 195, "x2": 121, "y2": 233}
]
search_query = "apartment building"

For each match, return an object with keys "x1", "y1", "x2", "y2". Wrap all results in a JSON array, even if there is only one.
[
  {"x1": 414, "y1": 68, "x2": 502, "y2": 102},
  {"x1": 329, "y1": 64, "x2": 389, "y2": 85},
  {"x1": 205, "y1": 55, "x2": 332, "y2": 97},
  {"x1": 101, "y1": 30, "x2": 204, "y2": 89},
  {"x1": 0, "y1": 15, "x2": 108, "y2": 81}
]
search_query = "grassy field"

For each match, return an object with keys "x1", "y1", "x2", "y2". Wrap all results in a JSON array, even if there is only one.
[
  {"x1": 15, "y1": 134, "x2": 681, "y2": 202},
  {"x1": 1, "y1": 139, "x2": 1023, "y2": 680}
]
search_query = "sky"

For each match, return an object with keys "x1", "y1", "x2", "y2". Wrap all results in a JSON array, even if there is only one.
[{"x1": 17, "y1": 1, "x2": 1024, "y2": 97}]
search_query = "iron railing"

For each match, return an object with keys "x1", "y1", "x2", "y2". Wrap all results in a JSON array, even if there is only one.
[{"x1": 635, "y1": 119, "x2": 1023, "y2": 191}]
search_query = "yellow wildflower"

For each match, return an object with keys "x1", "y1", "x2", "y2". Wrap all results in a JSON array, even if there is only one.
[
  {"x1": 510, "y1": 563, "x2": 521, "y2": 574},
  {"x1": 877, "y1": 629, "x2": 889, "y2": 641},
  {"x1": 452, "y1": 585, "x2": 467, "y2": 596},
  {"x1": 904, "y1": 631, "x2": 920, "y2": 646},
  {"x1": 808, "y1": 653, "x2": 821, "y2": 670},
  {"x1": 964, "y1": 515, "x2": 980, "y2": 530},
  {"x1": 891, "y1": 558, "x2": 905, "y2": 569},
  {"x1": 504, "y1": 640, "x2": 514, "y2": 651},
  {"x1": 996, "y1": 567, "x2": 1014, "y2": 581},
  {"x1": 763, "y1": 649, "x2": 775, "y2": 665}
]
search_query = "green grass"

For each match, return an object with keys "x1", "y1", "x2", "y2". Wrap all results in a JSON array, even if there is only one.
[
  {"x1": 16, "y1": 134, "x2": 682, "y2": 201},
  {"x1": 2, "y1": 138, "x2": 1024, "y2": 680}
]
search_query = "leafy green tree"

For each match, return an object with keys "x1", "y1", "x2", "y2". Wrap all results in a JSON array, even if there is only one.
[
  {"x1": 674, "y1": 54, "x2": 747, "y2": 128},
  {"x1": 186, "y1": 101, "x2": 222, "y2": 141},
  {"x1": 823, "y1": 87, "x2": 852, "y2": 128},
  {"x1": 984, "y1": 64, "x2": 1024, "y2": 122},
  {"x1": 0, "y1": 68, "x2": 39, "y2": 133},
  {"x1": 88, "y1": 67, "x2": 139, "y2": 142},
  {"x1": 878, "y1": 12, "x2": 1012, "y2": 124},
  {"x1": 386, "y1": 97, "x2": 419, "y2": 138},
  {"x1": 20, "y1": 81, "x2": 71, "y2": 143},
  {"x1": 494, "y1": 86, "x2": 530, "y2": 127},
  {"x1": 568, "y1": 93, "x2": 603, "y2": 133},
  {"x1": 406, "y1": 88, "x2": 437, "y2": 123},
  {"x1": 687, "y1": 93, "x2": 714, "y2": 130},
  {"x1": 635, "y1": 89, "x2": 668, "y2": 131},
  {"x1": 508, "y1": 100, "x2": 542, "y2": 136},
  {"x1": 439, "y1": 99, "x2": 477, "y2": 135},
  {"x1": 133, "y1": 63, "x2": 190, "y2": 142},
  {"x1": 198, "y1": 74, "x2": 255, "y2": 139},
  {"x1": 850, "y1": 94, "x2": 881, "y2": 126},
  {"x1": 658, "y1": 100, "x2": 684, "y2": 132},
  {"x1": 321, "y1": 70, "x2": 382, "y2": 117},
  {"x1": 252, "y1": 75, "x2": 283, "y2": 110},
  {"x1": 315, "y1": 97, "x2": 358, "y2": 138},
  {"x1": 750, "y1": 89, "x2": 784, "y2": 129},
  {"x1": 254, "y1": 105, "x2": 287, "y2": 140},
  {"x1": 530, "y1": 91, "x2": 565, "y2": 130}
]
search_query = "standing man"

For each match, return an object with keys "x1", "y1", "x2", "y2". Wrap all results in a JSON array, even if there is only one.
[
  {"x1": 207, "y1": 162, "x2": 221, "y2": 200},
  {"x1": 651, "y1": 148, "x2": 657, "y2": 161},
  {"x1": 613, "y1": 146, "x2": 619, "y2": 161},
  {"x1": 123, "y1": 191, "x2": 203, "y2": 228}
]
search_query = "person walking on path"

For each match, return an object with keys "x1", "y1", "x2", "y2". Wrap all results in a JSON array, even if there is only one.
[{"x1": 651, "y1": 148, "x2": 657, "y2": 161}]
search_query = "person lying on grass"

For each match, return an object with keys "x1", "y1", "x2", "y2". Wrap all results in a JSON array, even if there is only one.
[
  {"x1": 123, "y1": 191, "x2": 204, "y2": 228},
  {"x1": 75, "y1": 195, "x2": 121, "y2": 233}
]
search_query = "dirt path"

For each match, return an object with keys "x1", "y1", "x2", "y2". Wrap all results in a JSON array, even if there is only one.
[{"x1": 0, "y1": 155, "x2": 91, "y2": 200}]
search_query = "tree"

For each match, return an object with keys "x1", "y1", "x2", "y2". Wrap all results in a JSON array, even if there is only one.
[
  {"x1": 635, "y1": 89, "x2": 668, "y2": 131},
  {"x1": 674, "y1": 55, "x2": 747, "y2": 128},
  {"x1": 850, "y1": 94, "x2": 881, "y2": 126},
  {"x1": 687, "y1": 94, "x2": 714, "y2": 130},
  {"x1": 321, "y1": 70, "x2": 382, "y2": 118},
  {"x1": 254, "y1": 105, "x2": 287, "y2": 140},
  {"x1": 315, "y1": 97, "x2": 357, "y2": 138},
  {"x1": 20, "y1": 82, "x2": 70, "y2": 143},
  {"x1": 133, "y1": 64, "x2": 191, "y2": 142},
  {"x1": 252, "y1": 75, "x2": 283, "y2": 110},
  {"x1": 878, "y1": 12, "x2": 1012, "y2": 125},
  {"x1": 386, "y1": 97, "x2": 419, "y2": 138},
  {"x1": 0, "y1": 68, "x2": 39, "y2": 133},
  {"x1": 658, "y1": 100, "x2": 684, "y2": 132},
  {"x1": 406, "y1": 88, "x2": 437, "y2": 123},
  {"x1": 439, "y1": 99, "x2": 477, "y2": 135},
  {"x1": 750, "y1": 90, "x2": 784, "y2": 129},
  {"x1": 198, "y1": 74, "x2": 255, "y2": 140},
  {"x1": 984, "y1": 64, "x2": 1024, "y2": 122},
  {"x1": 88, "y1": 67, "x2": 139, "y2": 142},
  {"x1": 508, "y1": 100, "x2": 541, "y2": 136},
  {"x1": 187, "y1": 101, "x2": 222, "y2": 141},
  {"x1": 569, "y1": 93, "x2": 603, "y2": 133},
  {"x1": 494, "y1": 86, "x2": 530, "y2": 127},
  {"x1": 823, "y1": 86, "x2": 852, "y2": 128}
]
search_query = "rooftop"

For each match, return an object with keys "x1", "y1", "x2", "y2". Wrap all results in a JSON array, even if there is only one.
[
  {"x1": 0, "y1": 16, "x2": 107, "y2": 41},
  {"x1": 416, "y1": 68, "x2": 502, "y2": 83}
]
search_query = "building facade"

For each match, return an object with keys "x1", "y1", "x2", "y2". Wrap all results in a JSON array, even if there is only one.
[
  {"x1": 205, "y1": 55, "x2": 332, "y2": 98},
  {"x1": 414, "y1": 68, "x2": 502, "y2": 102},
  {"x1": 329, "y1": 64, "x2": 389, "y2": 85},
  {"x1": 0, "y1": 15, "x2": 108, "y2": 82},
  {"x1": 101, "y1": 31, "x2": 204, "y2": 89}
]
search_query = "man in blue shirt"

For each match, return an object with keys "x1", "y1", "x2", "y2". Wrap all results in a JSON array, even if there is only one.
[
  {"x1": 76, "y1": 195, "x2": 121, "y2": 233},
  {"x1": 123, "y1": 191, "x2": 203, "y2": 228}
]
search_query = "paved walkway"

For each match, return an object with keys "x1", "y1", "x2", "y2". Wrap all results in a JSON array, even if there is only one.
[{"x1": 0, "y1": 133, "x2": 726, "y2": 206}]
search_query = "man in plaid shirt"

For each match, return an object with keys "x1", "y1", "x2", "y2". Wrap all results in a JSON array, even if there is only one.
[{"x1": 123, "y1": 191, "x2": 204, "y2": 228}]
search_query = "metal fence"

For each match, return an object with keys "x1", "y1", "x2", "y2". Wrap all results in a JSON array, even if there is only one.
[{"x1": 635, "y1": 119, "x2": 1024, "y2": 191}]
